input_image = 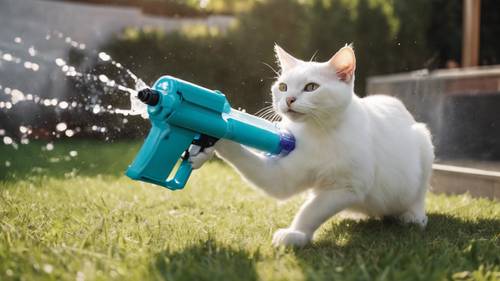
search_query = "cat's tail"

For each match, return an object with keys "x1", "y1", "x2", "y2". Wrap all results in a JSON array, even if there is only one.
[{"x1": 412, "y1": 123, "x2": 435, "y2": 194}]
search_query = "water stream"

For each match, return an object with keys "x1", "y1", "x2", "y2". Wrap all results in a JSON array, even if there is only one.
[{"x1": 0, "y1": 31, "x2": 149, "y2": 160}]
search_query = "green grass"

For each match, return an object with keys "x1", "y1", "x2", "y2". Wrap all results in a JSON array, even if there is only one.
[{"x1": 1, "y1": 141, "x2": 499, "y2": 281}]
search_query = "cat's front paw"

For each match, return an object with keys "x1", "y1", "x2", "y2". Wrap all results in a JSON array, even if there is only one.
[
  {"x1": 188, "y1": 146, "x2": 215, "y2": 169},
  {"x1": 272, "y1": 228, "x2": 310, "y2": 247}
]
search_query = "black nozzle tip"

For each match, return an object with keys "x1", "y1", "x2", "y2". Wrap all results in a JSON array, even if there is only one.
[{"x1": 137, "y1": 88, "x2": 160, "y2": 106}]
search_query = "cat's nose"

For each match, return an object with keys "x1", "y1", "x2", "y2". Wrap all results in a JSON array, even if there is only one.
[{"x1": 286, "y1": 96, "x2": 296, "y2": 107}]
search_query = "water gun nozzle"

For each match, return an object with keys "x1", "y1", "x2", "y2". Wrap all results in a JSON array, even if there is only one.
[{"x1": 138, "y1": 88, "x2": 160, "y2": 106}]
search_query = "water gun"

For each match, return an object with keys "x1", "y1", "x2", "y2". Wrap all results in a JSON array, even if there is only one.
[{"x1": 126, "y1": 76, "x2": 295, "y2": 190}]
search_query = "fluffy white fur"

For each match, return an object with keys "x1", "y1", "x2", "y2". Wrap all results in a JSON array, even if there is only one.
[{"x1": 190, "y1": 45, "x2": 434, "y2": 247}]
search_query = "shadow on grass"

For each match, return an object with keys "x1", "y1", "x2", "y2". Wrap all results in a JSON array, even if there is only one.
[
  {"x1": 292, "y1": 213, "x2": 500, "y2": 280},
  {"x1": 150, "y1": 214, "x2": 499, "y2": 280},
  {"x1": 153, "y1": 239, "x2": 258, "y2": 281},
  {"x1": 0, "y1": 140, "x2": 141, "y2": 182}
]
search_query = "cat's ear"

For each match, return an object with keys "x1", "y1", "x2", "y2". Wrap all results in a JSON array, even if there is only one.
[
  {"x1": 328, "y1": 44, "x2": 356, "y2": 82},
  {"x1": 274, "y1": 44, "x2": 300, "y2": 73}
]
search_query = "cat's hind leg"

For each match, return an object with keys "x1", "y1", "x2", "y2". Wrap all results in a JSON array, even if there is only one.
[
  {"x1": 398, "y1": 195, "x2": 428, "y2": 229},
  {"x1": 399, "y1": 123, "x2": 433, "y2": 229}
]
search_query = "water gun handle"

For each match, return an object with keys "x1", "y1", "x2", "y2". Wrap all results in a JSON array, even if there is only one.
[{"x1": 125, "y1": 124, "x2": 197, "y2": 190}]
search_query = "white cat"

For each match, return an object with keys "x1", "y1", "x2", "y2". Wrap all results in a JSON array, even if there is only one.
[{"x1": 190, "y1": 44, "x2": 434, "y2": 247}]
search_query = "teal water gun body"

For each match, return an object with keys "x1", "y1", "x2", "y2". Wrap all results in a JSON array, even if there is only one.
[{"x1": 126, "y1": 76, "x2": 295, "y2": 190}]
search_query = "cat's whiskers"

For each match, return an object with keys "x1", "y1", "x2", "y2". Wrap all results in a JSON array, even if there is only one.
[
  {"x1": 255, "y1": 105, "x2": 274, "y2": 116},
  {"x1": 261, "y1": 111, "x2": 278, "y2": 121},
  {"x1": 271, "y1": 113, "x2": 282, "y2": 123},
  {"x1": 309, "y1": 50, "x2": 319, "y2": 62},
  {"x1": 310, "y1": 112, "x2": 329, "y2": 134},
  {"x1": 261, "y1": 62, "x2": 280, "y2": 77},
  {"x1": 255, "y1": 104, "x2": 283, "y2": 122},
  {"x1": 257, "y1": 108, "x2": 276, "y2": 119},
  {"x1": 294, "y1": 102, "x2": 330, "y2": 134},
  {"x1": 265, "y1": 111, "x2": 281, "y2": 122},
  {"x1": 258, "y1": 108, "x2": 274, "y2": 117}
]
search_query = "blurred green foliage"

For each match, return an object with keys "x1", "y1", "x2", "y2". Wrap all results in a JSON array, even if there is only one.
[
  {"x1": 60, "y1": 0, "x2": 258, "y2": 15},
  {"x1": 99, "y1": 0, "x2": 499, "y2": 113}
]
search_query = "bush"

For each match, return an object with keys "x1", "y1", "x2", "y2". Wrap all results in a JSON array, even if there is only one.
[
  {"x1": 87, "y1": 0, "x2": 498, "y2": 137},
  {"x1": 100, "y1": 0, "x2": 445, "y2": 115}
]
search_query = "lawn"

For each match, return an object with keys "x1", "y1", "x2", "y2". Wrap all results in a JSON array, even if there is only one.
[{"x1": 0, "y1": 141, "x2": 499, "y2": 281}]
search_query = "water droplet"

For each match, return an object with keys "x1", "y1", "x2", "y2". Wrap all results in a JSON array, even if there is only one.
[
  {"x1": 14, "y1": 37, "x2": 22, "y2": 43},
  {"x1": 69, "y1": 150, "x2": 78, "y2": 157},
  {"x1": 106, "y1": 80, "x2": 116, "y2": 87},
  {"x1": 31, "y1": 63, "x2": 39, "y2": 71},
  {"x1": 98, "y1": 74, "x2": 109, "y2": 83},
  {"x1": 98, "y1": 52, "x2": 111, "y2": 62},
  {"x1": 28, "y1": 46, "x2": 36, "y2": 56},
  {"x1": 55, "y1": 58, "x2": 66, "y2": 67},
  {"x1": 56, "y1": 122, "x2": 67, "y2": 132},
  {"x1": 3, "y1": 136, "x2": 13, "y2": 145},
  {"x1": 92, "y1": 105, "x2": 101, "y2": 114},
  {"x1": 2, "y1": 53, "x2": 13, "y2": 61},
  {"x1": 5, "y1": 161, "x2": 11, "y2": 167},
  {"x1": 21, "y1": 138, "x2": 29, "y2": 144},
  {"x1": 0, "y1": 129, "x2": 5, "y2": 135},
  {"x1": 66, "y1": 66, "x2": 79, "y2": 76},
  {"x1": 46, "y1": 143, "x2": 54, "y2": 151},
  {"x1": 58, "y1": 101, "x2": 69, "y2": 109},
  {"x1": 10, "y1": 89, "x2": 25, "y2": 104},
  {"x1": 65, "y1": 130, "x2": 74, "y2": 137},
  {"x1": 19, "y1": 126, "x2": 28, "y2": 133},
  {"x1": 51, "y1": 99, "x2": 58, "y2": 106}
]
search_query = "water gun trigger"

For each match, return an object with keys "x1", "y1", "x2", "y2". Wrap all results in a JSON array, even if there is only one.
[
  {"x1": 191, "y1": 134, "x2": 219, "y2": 152},
  {"x1": 163, "y1": 134, "x2": 218, "y2": 190},
  {"x1": 165, "y1": 152, "x2": 193, "y2": 190}
]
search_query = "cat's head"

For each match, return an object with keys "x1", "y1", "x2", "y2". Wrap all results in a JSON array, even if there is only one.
[{"x1": 271, "y1": 44, "x2": 356, "y2": 123}]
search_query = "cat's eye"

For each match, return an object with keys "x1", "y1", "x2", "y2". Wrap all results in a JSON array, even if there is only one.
[
  {"x1": 278, "y1": 83, "x2": 287, "y2": 92},
  {"x1": 304, "y1": 82, "x2": 320, "y2": 92}
]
